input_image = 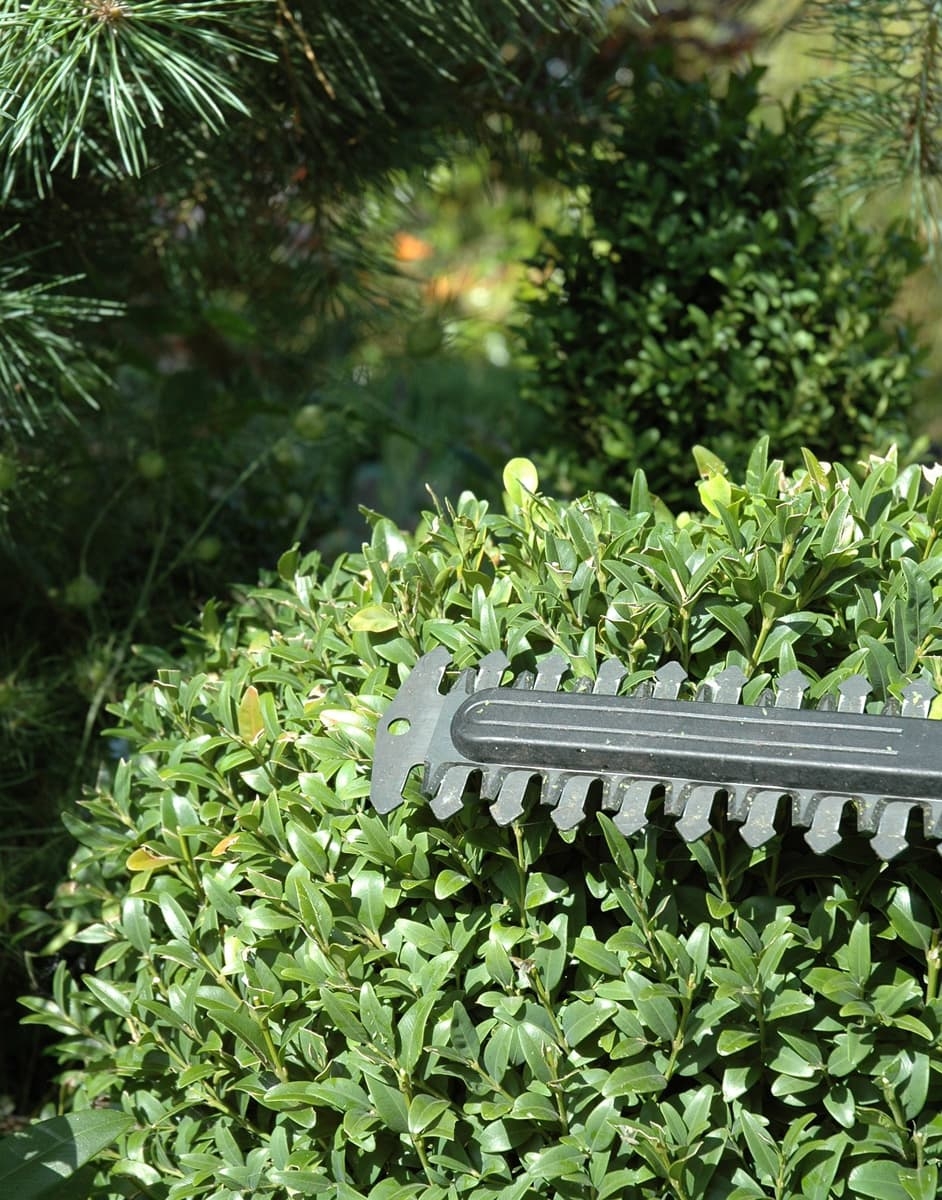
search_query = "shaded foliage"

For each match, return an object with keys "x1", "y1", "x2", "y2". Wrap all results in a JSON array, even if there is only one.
[{"x1": 517, "y1": 55, "x2": 925, "y2": 509}]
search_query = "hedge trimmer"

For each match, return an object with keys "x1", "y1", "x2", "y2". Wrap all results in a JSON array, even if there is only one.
[{"x1": 370, "y1": 647, "x2": 942, "y2": 860}]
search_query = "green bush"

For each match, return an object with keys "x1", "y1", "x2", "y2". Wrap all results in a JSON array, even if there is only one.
[
  {"x1": 517, "y1": 57, "x2": 926, "y2": 509},
  {"x1": 25, "y1": 447, "x2": 942, "y2": 1198}
]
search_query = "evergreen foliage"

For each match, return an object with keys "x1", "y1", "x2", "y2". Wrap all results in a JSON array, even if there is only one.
[
  {"x1": 516, "y1": 55, "x2": 925, "y2": 510},
  {"x1": 0, "y1": 0, "x2": 607, "y2": 436},
  {"x1": 26, "y1": 451, "x2": 942, "y2": 1197},
  {"x1": 795, "y1": 1, "x2": 942, "y2": 254}
]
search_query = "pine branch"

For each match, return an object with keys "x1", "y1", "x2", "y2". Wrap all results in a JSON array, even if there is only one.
[
  {"x1": 794, "y1": 1, "x2": 942, "y2": 251},
  {"x1": 0, "y1": 1, "x2": 606, "y2": 198},
  {"x1": 0, "y1": 0, "x2": 268, "y2": 194},
  {"x1": 0, "y1": 235, "x2": 121, "y2": 436}
]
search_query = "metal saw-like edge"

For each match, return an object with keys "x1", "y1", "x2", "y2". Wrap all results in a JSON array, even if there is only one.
[{"x1": 369, "y1": 649, "x2": 942, "y2": 861}]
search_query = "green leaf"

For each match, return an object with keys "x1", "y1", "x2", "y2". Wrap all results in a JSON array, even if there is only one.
[
  {"x1": 722, "y1": 1065, "x2": 760, "y2": 1101},
  {"x1": 801, "y1": 449, "x2": 832, "y2": 499},
  {"x1": 448, "y1": 1001, "x2": 480, "y2": 1063},
  {"x1": 572, "y1": 937, "x2": 622, "y2": 976},
  {"x1": 635, "y1": 987, "x2": 678, "y2": 1041},
  {"x1": 827, "y1": 1031, "x2": 871, "y2": 1077},
  {"x1": 237, "y1": 686, "x2": 265, "y2": 744},
  {"x1": 158, "y1": 893, "x2": 192, "y2": 941},
  {"x1": 848, "y1": 1160, "x2": 911, "y2": 1200},
  {"x1": 693, "y1": 445, "x2": 729, "y2": 479},
  {"x1": 523, "y1": 1143, "x2": 587, "y2": 1182},
  {"x1": 886, "y1": 887, "x2": 933, "y2": 952},
  {"x1": 349, "y1": 606, "x2": 399, "y2": 633},
  {"x1": 597, "y1": 814, "x2": 638, "y2": 881},
  {"x1": 900, "y1": 1164, "x2": 938, "y2": 1200},
  {"x1": 276, "y1": 543, "x2": 300, "y2": 580},
  {"x1": 502, "y1": 457, "x2": 539, "y2": 508},
  {"x1": 120, "y1": 896, "x2": 150, "y2": 955},
  {"x1": 766, "y1": 990, "x2": 815, "y2": 1022},
  {"x1": 560, "y1": 999, "x2": 617, "y2": 1046},
  {"x1": 823, "y1": 1084, "x2": 855, "y2": 1128},
  {"x1": 704, "y1": 602, "x2": 752, "y2": 651},
  {"x1": 370, "y1": 518, "x2": 409, "y2": 565},
  {"x1": 717, "y1": 1029, "x2": 759, "y2": 1055},
  {"x1": 899, "y1": 1052, "x2": 930, "y2": 1121},
  {"x1": 698, "y1": 473, "x2": 733, "y2": 518},
  {"x1": 602, "y1": 1062, "x2": 667, "y2": 1097},
  {"x1": 407, "y1": 1095, "x2": 452, "y2": 1136},
  {"x1": 398, "y1": 992, "x2": 436, "y2": 1074},
  {"x1": 738, "y1": 1110, "x2": 779, "y2": 1185},
  {"x1": 364, "y1": 1079, "x2": 409, "y2": 1134},
  {"x1": 846, "y1": 917, "x2": 872, "y2": 984},
  {"x1": 509, "y1": 1091, "x2": 558, "y2": 1123},
  {"x1": 351, "y1": 871, "x2": 387, "y2": 931},
  {"x1": 82, "y1": 976, "x2": 132, "y2": 1019},
  {"x1": 0, "y1": 1111, "x2": 134, "y2": 1199},
  {"x1": 433, "y1": 870, "x2": 469, "y2": 899},
  {"x1": 525, "y1": 872, "x2": 568, "y2": 908}
]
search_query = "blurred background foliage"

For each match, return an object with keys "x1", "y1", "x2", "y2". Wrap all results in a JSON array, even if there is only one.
[
  {"x1": 5, "y1": 0, "x2": 942, "y2": 1118},
  {"x1": 516, "y1": 51, "x2": 927, "y2": 509}
]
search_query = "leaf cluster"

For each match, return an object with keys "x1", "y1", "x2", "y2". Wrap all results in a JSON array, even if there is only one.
[
  {"x1": 516, "y1": 53, "x2": 925, "y2": 510},
  {"x1": 24, "y1": 448, "x2": 942, "y2": 1197}
]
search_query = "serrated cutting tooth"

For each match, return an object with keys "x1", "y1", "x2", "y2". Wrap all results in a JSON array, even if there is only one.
[
  {"x1": 552, "y1": 775, "x2": 596, "y2": 830},
  {"x1": 674, "y1": 783, "x2": 719, "y2": 843},
  {"x1": 902, "y1": 678, "x2": 936, "y2": 717},
  {"x1": 480, "y1": 767, "x2": 504, "y2": 801},
  {"x1": 791, "y1": 790, "x2": 815, "y2": 827},
  {"x1": 924, "y1": 803, "x2": 942, "y2": 841},
  {"x1": 775, "y1": 670, "x2": 810, "y2": 710},
  {"x1": 732, "y1": 788, "x2": 784, "y2": 848},
  {"x1": 430, "y1": 765, "x2": 473, "y2": 819},
  {"x1": 374, "y1": 647, "x2": 942, "y2": 860},
  {"x1": 804, "y1": 794, "x2": 852, "y2": 854},
  {"x1": 474, "y1": 651, "x2": 511, "y2": 690},
  {"x1": 871, "y1": 800, "x2": 919, "y2": 860},
  {"x1": 707, "y1": 666, "x2": 748, "y2": 705},
  {"x1": 594, "y1": 658, "x2": 627, "y2": 695},
  {"x1": 654, "y1": 661, "x2": 686, "y2": 700},
  {"x1": 854, "y1": 795, "x2": 882, "y2": 834},
  {"x1": 837, "y1": 675, "x2": 871, "y2": 713},
  {"x1": 601, "y1": 773, "x2": 630, "y2": 811},
  {"x1": 612, "y1": 779, "x2": 660, "y2": 836},
  {"x1": 489, "y1": 769, "x2": 535, "y2": 825},
  {"x1": 534, "y1": 654, "x2": 568, "y2": 691},
  {"x1": 539, "y1": 771, "x2": 566, "y2": 809}
]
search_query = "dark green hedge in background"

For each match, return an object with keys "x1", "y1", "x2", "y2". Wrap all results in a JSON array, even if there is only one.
[
  {"x1": 518, "y1": 56, "x2": 926, "y2": 509},
  {"x1": 24, "y1": 449, "x2": 942, "y2": 1198}
]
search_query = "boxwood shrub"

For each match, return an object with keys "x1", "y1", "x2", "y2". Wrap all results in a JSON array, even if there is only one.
[
  {"x1": 24, "y1": 447, "x2": 942, "y2": 1199},
  {"x1": 517, "y1": 56, "x2": 925, "y2": 509}
]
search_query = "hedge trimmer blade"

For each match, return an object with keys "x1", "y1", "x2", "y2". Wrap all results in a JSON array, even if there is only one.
[{"x1": 370, "y1": 650, "x2": 942, "y2": 860}]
